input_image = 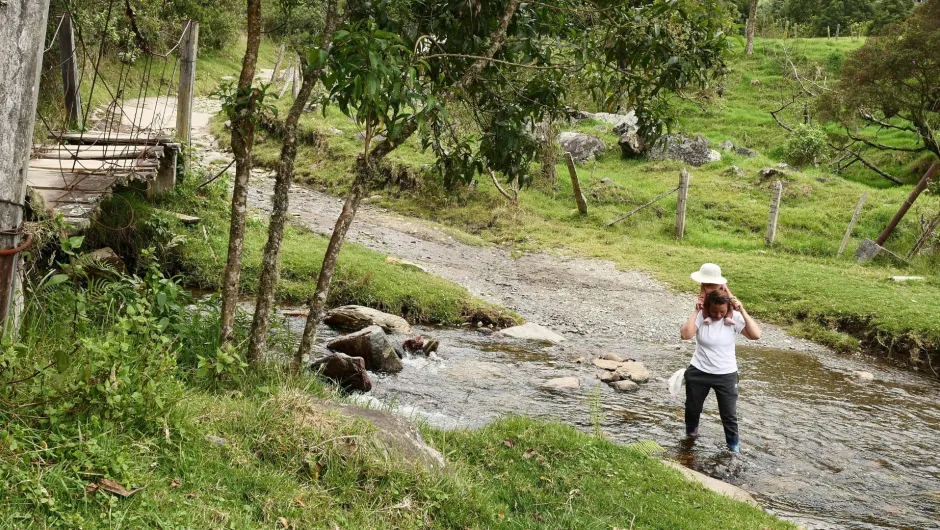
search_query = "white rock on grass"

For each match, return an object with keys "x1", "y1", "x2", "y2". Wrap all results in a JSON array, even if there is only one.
[
  {"x1": 889, "y1": 276, "x2": 924, "y2": 282},
  {"x1": 499, "y1": 323, "x2": 565, "y2": 344}
]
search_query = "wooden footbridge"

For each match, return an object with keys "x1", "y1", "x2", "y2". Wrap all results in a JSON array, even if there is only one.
[
  {"x1": 28, "y1": 133, "x2": 180, "y2": 227},
  {"x1": 22, "y1": 13, "x2": 200, "y2": 228}
]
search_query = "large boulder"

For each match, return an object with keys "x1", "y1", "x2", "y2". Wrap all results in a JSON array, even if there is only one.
[
  {"x1": 310, "y1": 352, "x2": 373, "y2": 392},
  {"x1": 325, "y1": 402, "x2": 447, "y2": 472},
  {"x1": 327, "y1": 326, "x2": 404, "y2": 373},
  {"x1": 498, "y1": 323, "x2": 566, "y2": 344},
  {"x1": 614, "y1": 361, "x2": 650, "y2": 384},
  {"x1": 592, "y1": 110, "x2": 638, "y2": 131},
  {"x1": 618, "y1": 130, "x2": 649, "y2": 158},
  {"x1": 324, "y1": 305, "x2": 412, "y2": 334},
  {"x1": 647, "y1": 134, "x2": 721, "y2": 167},
  {"x1": 592, "y1": 358, "x2": 623, "y2": 371},
  {"x1": 558, "y1": 132, "x2": 606, "y2": 162}
]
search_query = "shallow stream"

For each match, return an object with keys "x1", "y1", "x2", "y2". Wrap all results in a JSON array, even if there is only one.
[{"x1": 286, "y1": 318, "x2": 940, "y2": 530}]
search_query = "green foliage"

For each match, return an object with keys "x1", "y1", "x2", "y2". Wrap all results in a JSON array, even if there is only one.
[
  {"x1": 784, "y1": 124, "x2": 829, "y2": 166},
  {"x1": 826, "y1": 0, "x2": 940, "y2": 161},
  {"x1": 318, "y1": 19, "x2": 431, "y2": 150},
  {"x1": 51, "y1": 0, "x2": 244, "y2": 52}
]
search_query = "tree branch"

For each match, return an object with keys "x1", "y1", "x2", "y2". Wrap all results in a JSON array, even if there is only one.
[
  {"x1": 858, "y1": 109, "x2": 917, "y2": 133},
  {"x1": 455, "y1": 0, "x2": 522, "y2": 91},
  {"x1": 422, "y1": 53, "x2": 572, "y2": 71},
  {"x1": 844, "y1": 126, "x2": 928, "y2": 153},
  {"x1": 489, "y1": 169, "x2": 518, "y2": 203}
]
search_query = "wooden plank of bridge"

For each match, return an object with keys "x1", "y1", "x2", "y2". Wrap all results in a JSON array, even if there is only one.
[{"x1": 33, "y1": 144, "x2": 165, "y2": 160}]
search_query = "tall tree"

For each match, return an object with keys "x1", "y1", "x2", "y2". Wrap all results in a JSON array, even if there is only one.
[
  {"x1": 746, "y1": 0, "x2": 759, "y2": 54},
  {"x1": 219, "y1": 0, "x2": 263, "y2": 350},
  {"x1": 247, "y1": 0, "x2": 340, "y2": 364},
  {"x1": 291, "y1": 0, "x2": 733, "y2": 371},
  {"x1": 824, "y1": 0, "x2": 940, "y2": 165}
]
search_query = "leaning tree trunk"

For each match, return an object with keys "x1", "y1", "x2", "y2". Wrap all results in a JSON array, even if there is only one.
[
  {"x1": 745, "y1": 0, "x2": 758, "y2": 55},
  {"x1": 292, "y1": 157, "x2": 373, "y2": 373},
  {"x1": 219, "y1": 0, "x2": 263, "y2": 349},
  {"x1": 247, "y1": 0, "x2": 339, "y2": 364}
]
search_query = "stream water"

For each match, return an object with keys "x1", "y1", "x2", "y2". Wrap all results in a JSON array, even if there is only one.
[{"x1": 287, "y1": 318, "x2": 940, "y2": 530}]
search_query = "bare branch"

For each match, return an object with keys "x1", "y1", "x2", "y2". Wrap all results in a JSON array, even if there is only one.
[
  {"x1": 858, "y1": 109, "x2": 918, "y2": 133},
  {"x1": 422, "y1": 53, "x2": 573, "y2": 71},
  {"x1": 844, "y1": 126, "x2": 928, "y2": 153},
  {"x1": 489, "y1": 169, "x2": 518, "y2": 203},
  {"x1": 770, "y1": 97, "x2": 797, "y2": 132},
  {"x1": 852, "y1": 150, "x2": 904, "y2": 184}
]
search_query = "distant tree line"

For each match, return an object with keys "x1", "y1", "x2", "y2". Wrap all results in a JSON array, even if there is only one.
[{"x1": 732, "y1": 0, "x2": 916, "y2": 38}]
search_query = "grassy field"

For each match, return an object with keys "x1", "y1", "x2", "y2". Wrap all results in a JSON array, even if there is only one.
[{"x1": 240, "y1": 37, "x2": 940, "y2": 366}]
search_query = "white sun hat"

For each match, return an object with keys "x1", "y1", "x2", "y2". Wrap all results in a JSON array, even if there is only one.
[{"x1": 690, "y1": 263, "x2": 727, "y2": 285}]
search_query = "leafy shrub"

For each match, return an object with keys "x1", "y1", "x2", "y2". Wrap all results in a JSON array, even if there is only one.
[{"x1": 783, "y1": 124, "x2": 828, "y2": 167}]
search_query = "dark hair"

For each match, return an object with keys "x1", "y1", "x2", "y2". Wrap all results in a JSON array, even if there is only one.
[{"x1": 704, "y1": 290, "x2": 731, "y2": 312}]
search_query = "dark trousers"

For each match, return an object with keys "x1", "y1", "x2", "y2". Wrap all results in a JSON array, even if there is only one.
[{"x1": 684, "y1": 365, "x2": 739, "y2": 447}]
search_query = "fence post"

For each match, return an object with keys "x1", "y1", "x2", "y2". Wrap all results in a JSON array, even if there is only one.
[
  {"x1": 766, "y1": 180, "x2": 783, "y2": 246},
  {"x1": 876, "y1": 163, "x2": 938, "y2": 246},
  {"x1": 675, "y1": 168, "x2": 690, "y2": 239},
  {"x1": 58, "y1": 13, "x2": 82, "y2": 126},
  {"x1": 292, "y1": 54, "x2": 301, "y2": 99},
  {"x1": 270, "y1": 42, "x2": 285, "y2": 82},
  {"x1": 176, "y1": 20, "x2": 199, "y2": 148},
  {"x1": 0, "y1": 0, "x2": 51, "y2": 329},
  {"x1": 837, "y1": 192, "x2": 867, "y2": 257},
  {"x1": 563, "y1": 152, "x2": 588, "y2": 216}
]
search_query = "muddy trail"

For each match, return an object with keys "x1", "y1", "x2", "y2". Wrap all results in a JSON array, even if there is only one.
[{"x1": 122, "y1": 96, "x2": 940, "y2": 529}]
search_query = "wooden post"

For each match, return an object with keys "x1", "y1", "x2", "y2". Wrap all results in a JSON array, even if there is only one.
[
  {"x1": 765, "y1": 180, "x2": 783, "y2": 246},
  {"x1": 0, "y1": 0, "x2": 51, "y2": 328},
  {"x1": 837, "y1": 192, "x2": 867, "y2": 257},
  {"x1": 270, "y1": 42, "x2": 285, "y2": 82},
  {"x1": 835, "y1": 23, "x2": 840, "y2": 39},
  {"x1": 292, "y1": 54, "x2": 301, "y2": 99},
  {"x1": 58, "y1": 13, "x2": 82, "y2": 126},
  {"x1": 175, "y1": 20, "x2": 199, "y2": 147},
  {"x1": 876, "y1": 163, "x2": 938, "y2": 246},
  {"x1": 675, "y1": 168, "x2": 690, "y2": 239},
  {"x1": 563, "y1": 152, "x2": 588, "y2": 215}
]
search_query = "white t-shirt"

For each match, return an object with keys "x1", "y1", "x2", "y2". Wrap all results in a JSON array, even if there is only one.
[{"x1": 691, "y1": 310, "x2": 745, "y2": 375}]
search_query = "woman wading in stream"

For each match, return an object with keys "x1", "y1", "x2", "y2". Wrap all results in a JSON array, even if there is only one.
[{"x1": 679, "y1": 268, "x2": 761, "y2": 453}]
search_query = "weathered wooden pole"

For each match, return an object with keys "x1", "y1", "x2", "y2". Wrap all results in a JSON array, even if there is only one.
[
  {"x1": 765, "y1": 180, "x2": 783, "y2": 246},
  {"x1": 270, "y1": 42, "x2": 285, "y2": 82},
  {"x1": 876, "y1": 163, "x2": 938, "y2": 246},
  {"x1": 292, "y1": 54, "x2": 301, "y2": 99},
  {"x1": 837, "y1": 192, "x2": 867, "y2": 257},
  {"x1": 175, "y1": 20, "x2": 199, "y2": 147},
  {"x1": 675, "y1": 168, "x2": 690, "y2": 239},
  {"x1": 0, "y1": 0, "x2": 51, "y2": 329},
  {"x1": 57, "y1": 13, "x2": 82, "y2": 126},
  {"x1": 835, "y1": 23, "x2": 840, "y2": 39},
  {"x1": 563, "y1": 152, "x2": 588, "y2": 215}
]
